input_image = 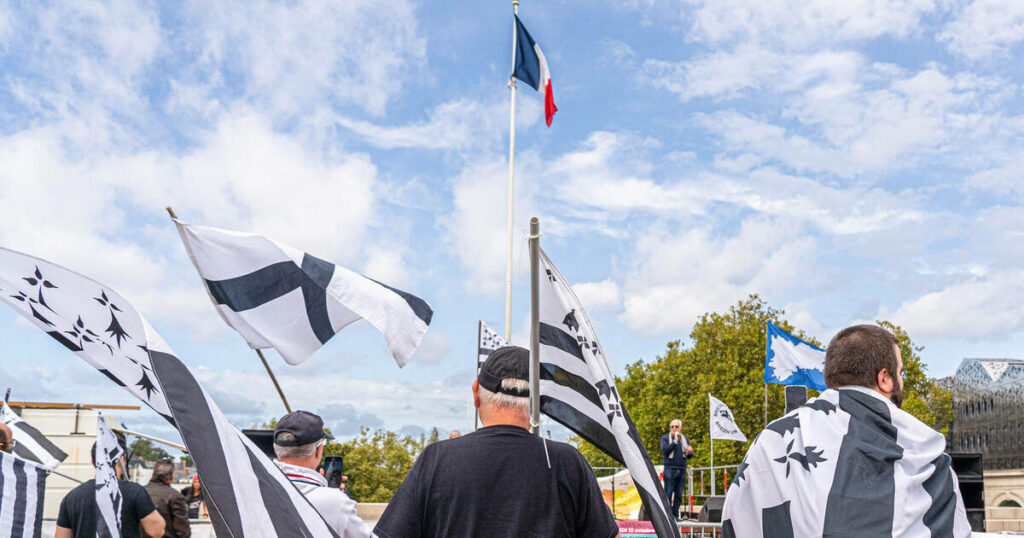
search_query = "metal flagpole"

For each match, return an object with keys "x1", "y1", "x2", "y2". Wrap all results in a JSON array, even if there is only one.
[
  {"x1": 764, "y1": 383, "x2": 768, "y2": 426},
  {"x1": 504, "y1": 0, "x2": 520, "y2": 341},
  {"x1": 165, "y1": 206, "x2": 292, "y2": 414},
  {"x1": 528, "y1": 217, "x2": 541, "y2": 435},
  {"x1": 710, "y1": 393, "x2": 716, "y2": 496},
  {"x1": 474, "y1": 320, "x2": 481, "y2": 431}
]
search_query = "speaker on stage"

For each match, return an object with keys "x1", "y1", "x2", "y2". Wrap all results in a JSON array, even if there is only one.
[
  {"x1": 242, "y1": 429, "x2": 276, "y2": 459},
  {"x1": 697, "y1": 496, "x2": 725, "y2": 523},
  {"x1": 948, "y1": 452, "x2": 984, "y2": 532},
  {"x1": 785, "y1": 386, "x2": 807, "y2": 414}
]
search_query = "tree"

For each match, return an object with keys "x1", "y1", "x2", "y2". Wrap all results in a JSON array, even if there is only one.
[
  {"x1": 877, "y1": 321, "x2": 954, "y2": 435},
  {"x1": 129, "y1": 439, "x2": 171, "y2": 462},
  {"x1": 323, "y1": 428, "x2": 421, "y2": 502}
]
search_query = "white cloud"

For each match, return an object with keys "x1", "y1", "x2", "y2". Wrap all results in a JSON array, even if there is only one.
[
  {"x1": 884, "y1": 269, "x2": 1024, "y2": 339},
  {"x1": 620, "y1": 217, "x2": 819, "y2": 335},
  {"x1": 940, "y1": 0, "x2": 1024, "y2": 60},
  {"x1": 573, "y1": 279, "x2": 622, "y2": 312}
]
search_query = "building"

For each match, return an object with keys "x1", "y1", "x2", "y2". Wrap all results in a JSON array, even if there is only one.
[{"x1": 947, "y1": 359, "x2": 1024, "y2": 531}]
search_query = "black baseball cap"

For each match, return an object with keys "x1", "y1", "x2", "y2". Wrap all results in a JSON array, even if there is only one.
[
  {"x1": 478, "y1": 345, "x2": 530, "y2": 397},
  {"x1": 274, "y1": 410, "x2": 334, "y2": 447}
]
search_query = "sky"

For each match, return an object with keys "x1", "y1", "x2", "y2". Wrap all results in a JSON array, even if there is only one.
[{"x1": 2, "y1": 0, "x2": 1024, "y2": 448}]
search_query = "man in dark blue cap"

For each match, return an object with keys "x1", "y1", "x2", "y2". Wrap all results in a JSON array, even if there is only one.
[
  {"x1": 273, "y1": 410, "x2": 372, "y2": 538},
  {"x1": 374, "y1": 345, "x2": 617, "y2": 538}
]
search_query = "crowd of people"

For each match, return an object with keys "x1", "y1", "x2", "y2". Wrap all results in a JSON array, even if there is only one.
[{"x1": 40, "y1": 324, "x2": 968, "y2": 537}]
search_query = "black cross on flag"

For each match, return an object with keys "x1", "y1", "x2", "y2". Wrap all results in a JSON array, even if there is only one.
[{"x1": 175, "y1": 219, "x2": 432, "y2": 366}]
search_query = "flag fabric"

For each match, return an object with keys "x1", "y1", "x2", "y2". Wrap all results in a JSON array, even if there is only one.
[
  {"x1": 0, "y1": 247, "x2": 339, "y2": 538},
  {"x1": 174, "y1": 220, "x2": 433, "y2": 367},
  {"x1": 1, "y1": 403, "x2": 67, "y2": 471},
  {"x1": 709, "y1": 394, "x2": 746, "y2": 442},
  {"x1": 765, "y1": 322, "x2": 827, "y2": 392},
  {"x1": 721, "y1": 387, "x2": 971, "y2": 538},
  {"x1": 95, "y1": 414, "x2": 123, "y2": 538},
  {"x1": 0, "y1": 451, "x2": 47, "y2": 538},
  {"x1": 477, "y1": 320, "x2": 508, "y2": 369},
  {"x1": 513, "y1": 15, "x2": 557, "y2": 127},
  {"x1": 536, "y1": 249, "x2": 676, "y2": 538}
]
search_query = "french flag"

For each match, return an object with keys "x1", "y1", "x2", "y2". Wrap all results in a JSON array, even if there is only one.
[{"x1": 513, "y1": 15, "x2": 557, "y2": 127}]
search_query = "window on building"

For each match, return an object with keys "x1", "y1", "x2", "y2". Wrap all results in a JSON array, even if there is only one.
[{"x1": 999, "y1": 500, "x2": 1022, "y2": 508}]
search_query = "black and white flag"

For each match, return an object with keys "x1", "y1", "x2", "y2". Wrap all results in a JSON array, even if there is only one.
[
  {"x1": 0, "y1": 451, "x2": 47, "y2": 538},
  {"x1": 1, "y1": 402, "x2": 67, "y2": 471},
  {"x1": 477, "y1": 320, "x2": 507, "y2": 369},
  {"x1": 721, "y1": 387, "x2": 971, "y2": 537},
  {"x1": 95, "y1": 414, "x2": 123, "y2": 538},
  {"x1": 174, "y1": 220, "x2": 433, "y2": 367},
  {"x1": 709, "y1": 394, "x2": 746, "y2": 442},
  {"x1": 536, "y1": 249, "x2": 677, "y2": 538},
  {"x1": 0, "y1": 247, "x2": 338, "y2": 538}
]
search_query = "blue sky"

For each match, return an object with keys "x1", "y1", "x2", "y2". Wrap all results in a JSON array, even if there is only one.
[{"x1": 2, "y1": 0, "x2": 1024, "y2": 446}]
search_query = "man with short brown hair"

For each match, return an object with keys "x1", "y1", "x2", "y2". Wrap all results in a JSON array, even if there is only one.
[{"x1": 721, "y1": 324, "x2": 970, "y2": 537}]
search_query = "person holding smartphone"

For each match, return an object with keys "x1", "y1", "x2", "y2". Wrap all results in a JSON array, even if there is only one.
[{"x1": 660, "y1": 419, "x2": 693, "y2": 520}]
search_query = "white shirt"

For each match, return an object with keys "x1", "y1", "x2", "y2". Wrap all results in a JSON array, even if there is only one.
[{"x1": 275, "y1": 460, "x2": 374, "y2": 538}]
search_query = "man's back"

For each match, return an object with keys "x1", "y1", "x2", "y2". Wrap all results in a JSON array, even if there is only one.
[
  {"x1": 144, "y1": 480, "x2": 191, "y2": 538},
  {"x1": 374, "y1": 425, "x2": 617, "y2": 538},
  {"x1": 57, "y1": 479, "x2": 158, "y2": 538}
]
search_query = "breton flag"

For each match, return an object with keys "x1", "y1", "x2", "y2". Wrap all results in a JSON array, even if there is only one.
[
  {"x1": 174, "y1": 220, "x2": 433, "y2": 367},
  {"x1": 721, "y1": 387, "x2": 971, "y2": 537},
  {"x1": 513, "y1": 15, "x2": 557, "y2": 127},
  {"x1": 0, "y1": 247, "x2": 339, "y2": 537},
  {"x1": 478, "y1": 320, "x2": 507, "y2": 369},
  {"x1": 765, "y1": 322, "x2": 827, "y2": 392},
  {"x1": 95, "y1": 414, "x2": 123, "y2": 538},
  {"x1": 709, "y1": 394, "x2": 746, "y2": 442},
  {"x1": 0, "y1": 451, "x2": 47, "y2": 538},
  {"x1": 1, "y1": 403, "x2": 67, "y2": 471},
  {"x1": 536, "y1": 249, "x2": 677, "y2": 538}
]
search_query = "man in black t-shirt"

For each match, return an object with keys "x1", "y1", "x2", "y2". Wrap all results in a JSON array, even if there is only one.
[
  {"x1": 55, "y1": 440, "x2": 165, "y2": 538},
  {"x1": 375, "y1": 346, "x2": 618, "y2": 538}
]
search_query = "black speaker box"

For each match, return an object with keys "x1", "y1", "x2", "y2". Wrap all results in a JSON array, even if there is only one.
[
  {"x1": 948, "y1": 452, "x2": 985, "y2": 532},
  {"x1": 697, "y1": 496, "x2": 725, "y2": 523},
  {"x1": 241, "y1": 429, "x2": 276, "y2": 459}
]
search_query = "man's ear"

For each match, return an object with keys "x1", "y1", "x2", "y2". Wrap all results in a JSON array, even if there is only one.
[
  {"x1": 472, "y1": 379, "x2": 481, "y2": 409},
  {"x1": 876, "y1": 368, "x2": 894, "y2": 394}
]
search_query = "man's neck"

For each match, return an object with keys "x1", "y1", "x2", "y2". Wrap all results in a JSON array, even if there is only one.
[
  {"x1": 479, "y1": 410, "x2": 530, "y2": 430},
  {"x1": 278, "y1": 457, "x2": 317, "y2": 470}
]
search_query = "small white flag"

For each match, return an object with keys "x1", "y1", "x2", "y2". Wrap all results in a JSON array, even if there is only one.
[
  {"x1": 709, "y1": 394, "x2": 747, "y2": 442},
  {"x1": 95, "y1": 414, "x2": 123, "y2": 538},
  {"x1": 477, "y1": 320, "x2": 507, "y2": 369},
  {"x1": 1, "y1": 403, "x2": 67, "y2": 471}
]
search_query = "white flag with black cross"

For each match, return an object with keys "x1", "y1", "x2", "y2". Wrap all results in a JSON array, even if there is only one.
[
  {"x1": 535, "y1": 248, "x2": 677, "y2": 538},
  {"x1": 0, "y1": 247, "x2": 339, "y2": 538},
  {"x1": 1, "y1": 403, "x2": 67, "y2": 471},
  {"x1": 174, "y1": 220, "x2": 433, "y2": 367}
]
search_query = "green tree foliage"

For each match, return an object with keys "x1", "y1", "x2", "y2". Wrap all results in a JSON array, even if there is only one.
[
  {"x1": 877, "y1": 321, "x2": 954, "y2": 435},
  {"x1": 572, "y1": 296, "x2": 953, "y2": 472},
  {"x1": 323, "y1": 428, "x2": 422, "y2": 502},
  {"x1": 129, "y1": 439, "x2": 171, "y2": 462}
]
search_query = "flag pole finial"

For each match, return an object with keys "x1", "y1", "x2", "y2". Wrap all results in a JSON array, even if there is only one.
[{"x1": 165, "y1": 206, "x2": 178, "y2": 219}]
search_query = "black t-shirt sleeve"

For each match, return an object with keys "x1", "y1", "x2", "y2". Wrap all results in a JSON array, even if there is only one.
[
  {"x1": 571, "y1": 450, "x2": 618, "y2": 538},
  {"x1": 374, "y1": 446, "x2": 433, "y2": 538},
  {"x1": 127, "y1": 482, "x2": 158, "y2": 519},
  {"x1": 56, "y1": 493, "x2": 72, "y2": 528}
]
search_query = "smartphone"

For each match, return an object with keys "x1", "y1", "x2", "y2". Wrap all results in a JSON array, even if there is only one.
[{"x1": 323, "y1": 455, "x2": 344, "y2": 488}]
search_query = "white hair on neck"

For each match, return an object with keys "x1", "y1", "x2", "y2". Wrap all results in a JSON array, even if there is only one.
[
  {"x1": 478, "y1": 378, "x2": 530, "y2": 413},
  {"x1": 273, "y1": 432, "x2": 319, "y2": 460}
]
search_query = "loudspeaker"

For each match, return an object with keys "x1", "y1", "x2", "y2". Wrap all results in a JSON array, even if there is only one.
[
  {"x1": 948, "y1": 452, "x2": 985, "y2": 532},
  {"x1": 785, "y1": 386, "x2": 807, "y2": 414},
  {"x1": 241, "y1": 429, "x2": 276, "y2": 459},
  {"x1": 697, "y1": 496, "x2": 725, "y2": 523}
]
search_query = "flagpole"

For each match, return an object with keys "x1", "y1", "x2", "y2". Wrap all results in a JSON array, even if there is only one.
[
  {"x1": 528, "y1": 217, "x2": 541, "y2": 435},
  {"x1": 709, "y1": 393, "x2": 715, "y2": 496},
  {"x1": 474, "y1": 321, "x2": 481, "y2": 431},
  {"x1": 764, "y1": 383, "x2": 768, "y2": 427},
  {"x1": 504, "y1": 0, "x2": 520, "y2": 342},
  {"x1": 164, "y1": 206, "x2": 292, "y2": 414}
]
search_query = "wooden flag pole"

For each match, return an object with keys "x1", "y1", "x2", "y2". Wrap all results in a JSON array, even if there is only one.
[
  {"x1": 164, "y1": 206, "x2": 292, "y2": 414},
  {"x1": 528, "y1": 217, "x2": 541, "y2": 435}
]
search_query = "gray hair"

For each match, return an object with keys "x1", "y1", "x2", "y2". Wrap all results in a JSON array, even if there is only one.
[
  {"x1": 153, "y1": 460, "x2": 175, "y2": 483},
  {"x1": 273, "y1": 432, "x2": 319, "y2": 460},
  {"x1": 478, "y1": 378, "x2": 530, "y2": 412}
]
